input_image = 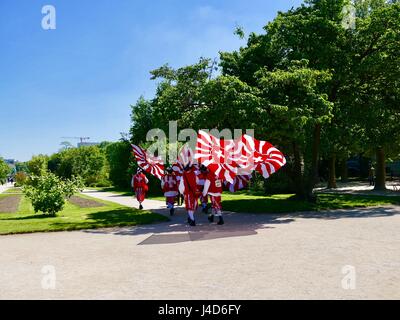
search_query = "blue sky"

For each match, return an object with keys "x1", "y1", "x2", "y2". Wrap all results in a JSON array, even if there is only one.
[{"x1": 0, "y1": 0, "x2": 303, "y2": 161}]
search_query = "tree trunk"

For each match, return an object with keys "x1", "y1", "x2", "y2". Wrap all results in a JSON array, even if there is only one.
[
  {"x1": 305, "y1": 124, "x2": 321, "y2": 202},
  {"x1": 374, "y1": 147, "x2": 386, "y2": 191},
  {"x1": 327, "y1": 154, "x2": 337, "y2": 189},
  {"x1": 292, "y1": 142, "x2": 306, "y2": 199},
  {"x1": 340, "y1": 159, "x2": 348, "y2": 183}
]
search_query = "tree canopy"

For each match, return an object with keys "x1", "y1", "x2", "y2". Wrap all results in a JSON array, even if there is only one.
[{"x1": 129, "y1": 0, "x2": 400, "y2": 199}]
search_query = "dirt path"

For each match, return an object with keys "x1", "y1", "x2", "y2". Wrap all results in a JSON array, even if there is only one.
[
  {"x1": 0, "y1": 190, "x2": 399, "y2": 299},
  {"x1": 0, "y1": 195, "x2": 22, "y2": 213}
]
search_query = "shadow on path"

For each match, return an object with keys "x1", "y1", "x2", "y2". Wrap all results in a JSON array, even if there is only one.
[
  {"x1": 83, "y1": 206, "x2": 399, "y2": 245},
  {"x1": 84, "y1": 207, "x2": 294, "y2": 245}
]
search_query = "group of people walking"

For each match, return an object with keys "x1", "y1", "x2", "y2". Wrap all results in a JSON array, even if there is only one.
[{"x1": 131, "y1": 165, "x2": 224, "y2": 226}]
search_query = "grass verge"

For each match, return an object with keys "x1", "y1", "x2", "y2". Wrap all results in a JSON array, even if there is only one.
[{"x1": 0, "y1": 194, "x2": 168, "y2": 235}]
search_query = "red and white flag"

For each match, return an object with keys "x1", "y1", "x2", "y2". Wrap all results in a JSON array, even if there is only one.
[
  {"x1": 237, "y1": 134, "x2": 286, "y2": 179},
  {"x1": 224, "y1": 174, "x2": 252, "y2": 192},
  {"x1": 131, "y1": 144, "x2": 165, "y2": 180},
  {"x1": 195, "y1": 131, "x2": 286, "y2": 183},
  {"x1": 195, "y1": 130, "x2": 238, "y2": 183},
  {"x1": 172, "y1": 144, "x2": 199, "y2": 177}
]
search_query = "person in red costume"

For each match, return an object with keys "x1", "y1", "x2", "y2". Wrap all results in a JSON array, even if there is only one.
[
  {"x1": 202, "y1": 171, "x2": 224, "y2": 225},
  {"x1": 161, "y1": 167, "x2": 179, "y2": 216},
  {"x1": 197, "y1": 165, "x2": 209, "y2": 214},
  {"x1": 131, "y1": 168, "x2": 149, "y2": 210},
  {"x1": 178, "y1": 164, "x2": 199, "y2": 226}
]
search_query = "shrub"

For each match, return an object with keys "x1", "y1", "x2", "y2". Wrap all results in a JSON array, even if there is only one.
[
  {"x1": 88, "y1": 179, "x2": 113, "y2": 188},
  {"x1": 14, "y1": 172, "x2": 28, "y2": 187},
  {"x1": 23, "y1": 173, "x2": 84, "y2": 216},
  {"x1": 27, "y1": 154, "x2": 49, "y2": 176},
  {"x1": 262, "y1": 168, "x2": 296, "y2": 195}
]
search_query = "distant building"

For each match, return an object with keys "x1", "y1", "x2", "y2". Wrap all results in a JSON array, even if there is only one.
[
  {"x1": 4, "y1": 159, "x2": 15, "y2": 165},
  {"x1": 77, "y1": 142, "x2": 100, "y2": 148},
  {"x1": 4, "y1": 159, "x2": 16, "y2": 177}
]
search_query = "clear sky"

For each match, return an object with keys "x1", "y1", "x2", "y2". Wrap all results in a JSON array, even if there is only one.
[{"x1": 0, "y1": 0, "x2": 303, "y2": 162}]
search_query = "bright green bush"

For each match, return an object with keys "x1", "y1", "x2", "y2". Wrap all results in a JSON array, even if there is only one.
[
  {"x1": 27, "y1": 154, "x2": 49, "y2": 176},
  {"x1": 48, "y1": 146, "x2": 110, "y2": 187},
  {"x1": 14, "y1": 172, "x2": 28, "y2": 187},
  {"x1": 23, "y1": 173, "x2": 84, "y2": 216}
]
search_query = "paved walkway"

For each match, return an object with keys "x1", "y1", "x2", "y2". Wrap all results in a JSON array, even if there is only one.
[
  {"x1": 315, "y1": 181, "x2": 400, "y2": 196},
  {"x1": 0, "y1": 183, "x2": 13, "y2": 194},
  {"x1": 0, "y1": 190, "x2": 399, "y2": 299},
  {"x1": 83, "y1": 189, "x2": 168, "y2": 212}
]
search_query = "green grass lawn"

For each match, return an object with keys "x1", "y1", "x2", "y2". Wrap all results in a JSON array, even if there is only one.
[
  {"x1": 221, "y1": 191, "x2": 400, "y2": 213},
  {"x1": 147, "y1": 195, "x2": 166, "y2": 201},
  {"x1": 151, "y1": 191, "x2": 400, "y2": 213},
  {"x1": 0, "y1": 193, "x2": 168, "y2": 235}
]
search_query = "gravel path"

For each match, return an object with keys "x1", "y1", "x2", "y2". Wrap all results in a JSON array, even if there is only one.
[
  {"x1": 0, "y1": 190, "x2": 399, "y2": 299},
  {"x1": 0, "y1": 195, "x2": 22, "y2": 213}
]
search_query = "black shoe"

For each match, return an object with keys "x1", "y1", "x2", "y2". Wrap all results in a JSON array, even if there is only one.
[
  {"x1": 217, "y1": 216, "x2": 224, "y2": 225},
  {"x1": 139, "y1": 204, "x2": 143, "y2": 210},
  {"x1": 170, "y1": 208, "x2": 174, "y2": 216},
  {"x1": 208, "y1": 215, "x2": 214, "y2": 223},
  {"x1": 189, "y1": 219, "x2": 196, "y2": 226},
  {"x1": 202, "y1": 206, "x2": 209, "y2": 214}
]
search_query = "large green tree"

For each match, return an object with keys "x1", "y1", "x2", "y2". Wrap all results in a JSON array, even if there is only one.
[
  {"x1": 105, "y1": 141, "x2": 134, "y2": 188},
  {"x1": 0, "y1": 158, "x2": 11, "y2": 183},
  {"x1": 255, "y1": 61, "x2": 333, "y2": 199},
  {"x1": 348, "y1": 1, "x2": 400, "y2": 190},
  {"x1": 129, "y1": 0, "x2": 400, "y2": 199},
  {"x1": 219, "y1": 0, "x2": 348, "y2": 199}
]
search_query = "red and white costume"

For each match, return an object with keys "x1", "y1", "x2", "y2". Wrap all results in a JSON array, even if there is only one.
[
  {"x1": 132, "y1": 173, "x2": 149, "y2": 204},
  {"x1": 203, "y1": 172, "x2": 223, "y2": 216},
  {"x1": 197, "y1": 171, "x2": 209, "y2": 209},
  {"x1": 161, "y1": 174, "x2": 178, "y2": 209},
  {"x1": 178, "y1": 167, "x2": 199, "y2": 220}
]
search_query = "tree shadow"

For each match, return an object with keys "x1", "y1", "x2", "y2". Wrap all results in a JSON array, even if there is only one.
[
  {"x1": 46, "y1": 208, "x2": 169, "y2": 231},
  {"x1": 222, "y1": 197, "x2": 313, "y2": 214},
  {"x1": 84, "y1": 207, "x2": 295, "y2": 245},
  {"x1": 83, "y1": 204, "x2": 400, "y2": 245},
  {"x1": 287, "y1": 206, "x2": 400, "y2": 220},
  {"x1": 1, "y1": 213, "x2": 53, "y2": 220}
]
